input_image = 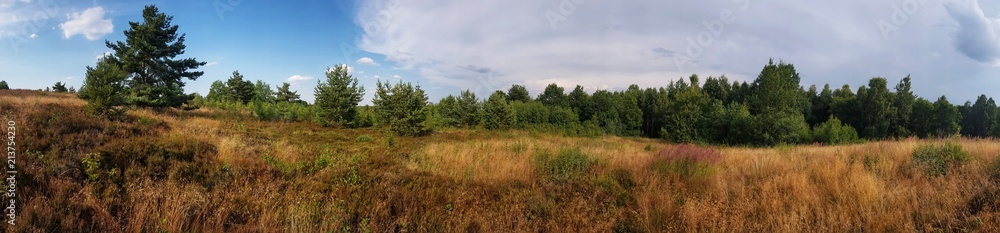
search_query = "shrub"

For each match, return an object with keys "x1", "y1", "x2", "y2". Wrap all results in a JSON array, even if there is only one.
[
  {"x1": 812, "y1": 116, "x2": 859, "y2": 144},
  {"x1": 82, "y1": 152, "x2": 103, "y2": 182},
  {"x1": 535, "y1": 148, "x2": 592, "y2": 182},
  {"x1": 652, "y1": 144, "x2": 721, "y2": 179},
  {"x1": 356, "y1": 134, "x2": 372, "y2": 143},
  {"x1": 912, "y1": 142, "x2": 969, "y2": 177}
]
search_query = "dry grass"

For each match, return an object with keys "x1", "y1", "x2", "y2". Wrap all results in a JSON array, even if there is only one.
[{"x1": 4, "y1": 89, "x2": 1000, "y2": 232}]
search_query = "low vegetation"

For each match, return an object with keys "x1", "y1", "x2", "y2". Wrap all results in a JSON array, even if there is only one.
[{"x1": 3, "y1": 91, "x2": 1000, "y2": 232}]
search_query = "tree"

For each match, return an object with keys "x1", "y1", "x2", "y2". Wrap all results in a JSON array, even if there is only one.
[
  {"x1": 437, "y1": 95, "x2": 461, "y2": 127},
  {"x1": 483, "y1": 90, "x2": 514, "y2": 130},
  {"x1": 456, "y1": 90, "x2": 481, "y2": 128},
  {"x1": 747, "y1": 59, "x2": 805, "y2": 115},
  {"x1": 960, "y1": 95, "x2": 998, "y2": 138},
  {"x1": 893, "y1": 76, "x2": 915, "y2": 137},
  {"x1": 0, "y1": 81, "x2": 9, "y2": 90},
  {"x1": 52, "y1": 82, "x2": 68, "y2": 93},
  {"x1": 225, "y1": 71, "x2": 254, "y2": 104},
  {"x1": 106, "y1": 5, "x2": 206, "y2": 108},
  {"x1": 372, "y1": 80, "x2": 429, "y2": 136},
  {"x1": 506, "y1": 84, "x2": 531, "y2": 102},
  {"x1": 703, "y1": 75, "x2": 731, "y2": 104},
  {"x1": 807, "y1": 84, "x2": 834, "y2": 127},
  {"x1": 934, "y1": 96, "x2": 962, "y2": 137},
  {"x1": 910, "y1": 98, "x2": 935, "y2": 138},
  {"x1": 252, "y1": 80, "x2": 275, "y2": 103},
  {"x1": 68, "y1": 86, "x2": 76, "y2": 93},
  {"x1": 567, "y1": 85, "x2": 593, "y2": 121},
  {"x1": 315, "y1": 65, "x2": 365, "y2": 127},
  {"x1": 854, "y1": 77, "x2": 896, "y2": 139},
  {"x1": 206, "y1": 80, "x2": 229, "y2": 102},
  {"x1": 275, "y1": 82, "x2": 301, "y2": 103},
  {"x1": 537, "y1": 83, "x2": 567, "y2": 107},
  {"x1": 79, "y1": 57, "x2": 128, "y2": 119}
]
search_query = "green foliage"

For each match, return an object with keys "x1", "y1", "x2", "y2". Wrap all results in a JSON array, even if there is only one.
[
  {"x1": 225, "y1": 70, "x2": 255, "y2": 104},
  {"x1": 315, "y1": 65, "x2": 365, "y2": 127},
  {"x1": 660, "y1": 83, "x2": 723, "y2": 143},
  {"x1": 535, "y1": 148, "x2": 592, "y2": 183},
  {"x1": 356, "y1": 134, "x2": 372, "y2": 143},
  {"x1": 82, "y1": 152, "x2": 103, "y2": 182},
  {"x1": 537, "y1": 83, "x2": 567, "y2": 107},
  {"x1": 506, "y1": 84, "x2": 531, "y2": 103},
  {"x1": 854, "y1": 78, "x2": 896, "y2": 139},
  {"x1": 275, "y1": 82, "x2": 302, "y2": 103},
  {"x1": 373, "y1": 80, "x2": 429, "y2": 137},
  {"x1": 912, "y1": 142, "x2": 969, "y2": 177},
  {"x1": 748, "y1": 59, "x2": 805, "y2": 115},
  {"x1": 812, "y1": 116, "x2": 859, "y2": 145},
  {"x1": 79, "y1": 57, "x2": 128, "y2": 119},
  {"x1": 960, "y1": 95, "x2": 998, "y2": 138},
  {"x1": 106, "y1": 5, "x2": 205, "y2": 108},
  {"x1": 0, "y1": 80, "x2": 8, "y2": 90},
  {"x1": 52, "y1": 82, "x2": 68, "y2": 93},
  {"x1": 483, "y1": 90, "x2": 514, "y2": 130}
]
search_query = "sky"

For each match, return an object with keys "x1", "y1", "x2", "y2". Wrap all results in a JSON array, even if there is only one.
[{"x1": 1, "y1": 0, "x2": 1000, "y2": 105}]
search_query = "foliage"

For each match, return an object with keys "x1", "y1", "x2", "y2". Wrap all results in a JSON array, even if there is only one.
[
  {"x1": 0, "y1": 80, "x2": 8, "y2": 90},
  {"x1": 79, "y1": 57, "x2": 128, "y2": 119},
  {"x1": 812, "y1": 116, "x2": 859, "y2": 145},
  {"x1": 535, "y1": 148, "x2": 592, "y2": 183},
  {"x1": 315, "y1": 65, "x2": 365, "y2": 127},
  {"x1": 105, "y1": 5, "x2": 205, "y2": 108},
  {"x1": 483, "y1": 90, "x2": 514, "y2": 130},
  {"x1": 225, "y1": 70, "x2": 254, "y2": 104},
  {"x1": 912, "y1": 142, "x2": 969, "y2": 177},
  {"x1": 52, "y1": 82, "x2": 69, "y2": 93},
  {"x1": 373, "y1": 80, "x2": 429, "y2": 137},
  {"x1": 506, "y1": 84, "x2": 531, "y2": 103}
]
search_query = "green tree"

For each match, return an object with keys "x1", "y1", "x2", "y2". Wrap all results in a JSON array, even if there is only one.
[
  {"x1": 225, "y1": 71, "x2": 254, "y2": 104},
  {"x1": 0, "y1": 81, "x2": 9, "y2": 90},
  {"x1": 483, "y1": 90, "x2": 514, "y2": 130},
  {"x1": 924, "y1": 96, "x2": 962, "y2": 137},
  {"x1": 910, "y1": 98, "x2": 935, "y2": 138},
  {"x1": 206, "y1": 80, "x2": 229, "y2": 102},
  {"x1": 567, "y1": 85, "x2": 593, "y2": 121},
  {"x1": 893, "y1": 76, "x2": 915, "y2": 137},
  {"x1": 456, "y1": 90, "x2": 481, "y2": 128},
  {"x1": 315, "y1": 65, "x2": 365, "y2": 127},
  {"x1": 702, "y1": 75, "x2": 731, "y2": 104},
  {"x1": 506, "y1": 84, "x2": 531, "y2": 102},
  {"x1": 372, "y1": 80, "x2": 429, "y2": 136},
  {"x1": 537, "y1": 83, "x2": 567, "y2": 107},
  {"x1": 52, "y1": 82, "x2": 68, "y2": 93},
  {"x1": 437, "y1": 95, "x2": 461, "y2": 127},
  {"x1": 747, "y1": 59, "x2": 805, "y2": 115},
  {"x1": 275, "y1": 82, "x2": 301, "y2": 103},
  {"x1": 106, "y1": 5, "x2": 206, "y2": 108},
  {"x1": 854, "y1": 77, "x2": 896, "y2": 139},
  {"x1": 252, "y1": 80, "x2": 275, "y2": 103},
  {"x1": 79, "y1": 58, "x2": 128, "y2": 119},
  {"x1": 960, "y1": 95, "x2": 998, "y2": 138}
]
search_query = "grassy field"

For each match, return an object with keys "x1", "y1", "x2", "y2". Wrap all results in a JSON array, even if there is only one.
[{"x1": 1, "y1": 90, "x2": 999, "y2": 232}]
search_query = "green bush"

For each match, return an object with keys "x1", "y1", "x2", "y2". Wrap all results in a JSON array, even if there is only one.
[
  {"x1": 82, "y1": 153, "x2": 102, "y2": 182},
  {"x1": 535, "y1": 148, "x2": 592, "y2": 182},
  {"x1": 356, "y1": 134, "x2": 372, "y2": 143},
  {"x1": 812, "y1": 116, "x2": 859, "y2": 144},
  {"x1": 912, "y1": 142, "x2": 969, "y2": 177}
]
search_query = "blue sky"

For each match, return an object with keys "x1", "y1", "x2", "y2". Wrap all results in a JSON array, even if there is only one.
[{"x1": 2, "y1": 0, "x2": 1000, "y2": 105}]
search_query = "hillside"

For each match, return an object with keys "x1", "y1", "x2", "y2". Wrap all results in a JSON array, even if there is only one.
[{"x1": 1, "y1": 90, "x2": 999, "y2": 232}]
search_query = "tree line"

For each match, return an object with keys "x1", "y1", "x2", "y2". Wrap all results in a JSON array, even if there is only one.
[{"x1": 74, "y1": 5, "x2": 1000, "y2": 146}]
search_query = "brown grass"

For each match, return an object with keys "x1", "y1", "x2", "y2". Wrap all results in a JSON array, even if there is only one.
[{"x1": 3, "y1": 89, "x2": 1000, "y2": 232}]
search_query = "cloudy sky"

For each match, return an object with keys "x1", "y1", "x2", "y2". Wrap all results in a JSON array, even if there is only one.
[{"x1": 1, "y1": 0, "x2": 999, "y2": 104}]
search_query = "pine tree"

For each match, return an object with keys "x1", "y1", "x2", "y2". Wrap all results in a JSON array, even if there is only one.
[
  {"x1": 0, "y1": 81, "x2": 9, "y2": 90},
  {"x1": 225, "y1": 71, "x2": 254, "y2": 104},
  {"x1": 483, "y1": 90, "x2": 514, "y2": 130},
  {"x1": 315, "y1": 65, "x2": 364, "y2": 127},
  {"x1": 106, "y1": 5, "x2": 205, "y2": 108},
  {"x1": 52, "y1": 82, "x2": 68, "y2": 93},
  {"x1": 275, "y1": 82, "x2": 301, "y2": 103},
  {"x1": 372, "y1": 80, "x2": 429, "y2": 136},
  {"x1": 79, "y1": 57, "x2": 128, "y2": 119},
  {"x1": 206, "y1": 80, "x2": 229, "y2": 102},
  {"x1": 456, "y1": 90, "x2": 481, "y2": 128},
  {"x1": 537, "y1": 83, "x2": 567, "y2": 107}
]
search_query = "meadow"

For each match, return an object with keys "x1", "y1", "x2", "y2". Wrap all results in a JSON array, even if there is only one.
[{"x1": 2, "y1": 90, "x2": 999, "y2": 232}]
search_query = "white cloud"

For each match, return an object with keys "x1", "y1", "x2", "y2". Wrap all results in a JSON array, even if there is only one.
[
  {"x1": 354, "y1": 0, "x2": 1000, "y2": 101},
  {"x1": 60, "y1": 6, "x2": 113, "y2": 41},
  {"x1": 944, "y1": 0, "x2": 1000, "y2": 65},
  {"x1": 392, "y1": 74, "x2": 402, "y2": 79},
  {"x1": 28, "y1": 33, "x2": 35, "y2": 38},
  {"x1": 355, "y1": 57, "x2": 380, "y2": 66},
  {"x1": 95, "y1": 51, "x2": 111, "y2": 60},
  {"x1": 65, "y1": 76, "x2": 73, "y2": 80},
  {"x1": 373, "y1": 75, "x2": 381, "y2": 79},
  {"x1": 287, "y1": 75, "x2": 314, "y2": 83},
  {"x1": 205, "y1": 62, "x2": 219, "y2": 66},
  {"x1": 357, "y1": 70, "x2": 365, "y2": 74}
]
